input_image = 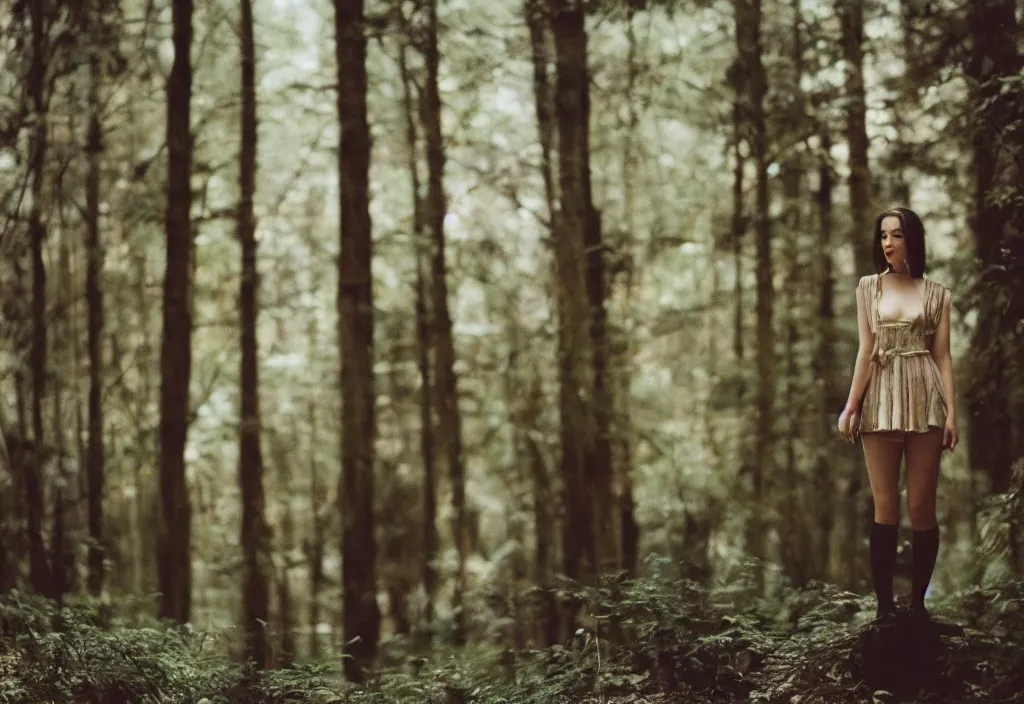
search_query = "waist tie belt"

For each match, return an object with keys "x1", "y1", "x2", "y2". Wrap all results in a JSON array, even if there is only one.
[{"x1": 875, "y1": 348, "x2": 930, "y2": 368}]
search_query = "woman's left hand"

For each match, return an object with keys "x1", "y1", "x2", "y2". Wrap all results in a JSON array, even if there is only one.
[{"x1": 943, "y1": 417, "x2": 958, "y2": 452}]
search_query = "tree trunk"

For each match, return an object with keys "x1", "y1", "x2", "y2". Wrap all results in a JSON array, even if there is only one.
[
  {"x1": 85, "y1": 43, "x2": 106, "y2": 598},
  {"x1": 397, "y1": 34, "x2": 439, "y2": 644},
  {"x1": 617, "y1": 5, "x2": 641, "y2": 578},
  {"x1": 238, "y1": 0, "x2": 270, "y2": 668},
  {"x1": 27, "y1": 0, "x2": 52, "y2": 598},
  {"x1": 964, "y1": 0, "x2": 1019, "y2": 494},
  {"x1": 814, "y1": 126, "x2": 837, "y2": 581},
  {"x1": 333, "y1": 0, "x2": 380, "y2": 681},
  {"x1": 731, "y1": 98, "x2": 745, "y2": 363},
  {"x1": 419, "y1": 0, "x2": 467, "y2": 645},
  {"x1": 839, "y1": 0, "x2": 873, "y2": 275},
  {"x1": 735, "y1": 0, "x2": 773, "y2": 593},
  {"x1": 549, "y1": 0, "x2": 614, "y2": 584},
  {"x1": 526, "y1": 0, "x2": 558, "y2": 221},
  {"x1": 158, "y1": 0, "x2": 195, "y2": 624},
  {"x1": 306, "y1": 336, "x2": 327, "y2": 660}
]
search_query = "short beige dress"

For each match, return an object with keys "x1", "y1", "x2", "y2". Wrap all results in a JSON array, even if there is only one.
[{"x1": 857, "y1": 272, "x2": 949, "y2": 435}]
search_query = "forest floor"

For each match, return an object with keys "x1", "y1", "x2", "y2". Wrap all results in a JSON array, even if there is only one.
[{"x1": 2, "y1": 571, "x2": 1023, "y2": 704}]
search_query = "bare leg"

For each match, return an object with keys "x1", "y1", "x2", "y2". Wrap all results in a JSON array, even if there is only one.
[
  {"x1": 863, "y1": 433, "x2": 903, "y2": 524},
  {"x1": 861, "y1": 433, "x2": 904, "y2": 616},
  {"x1": 905, "y1": 428, "x2": 943, "y2": 612}
]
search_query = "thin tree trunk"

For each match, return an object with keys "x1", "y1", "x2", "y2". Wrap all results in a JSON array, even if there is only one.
[
  {"x1": 526, "y1": 0, "x2": 558, "y2": 219},
  {"x1": 158, "y1": 0, "x2": 195, "y2": 624},
  {"x1": 27, "y1": 0, "x2": 52, "y2": 598},
  {"x1": 334, "y1": 0, "x2": 380, "y2": 681},
  {"x1": 814, "y1": 126, "x2": 837, "y2": 581},
  {"x1": 51, "y1": 204, "x2": 73, "y2": 603},
  {"x1": 397, "y1": 35, "x2": 439, "y2": 644},
  {"x1": 238, "y1": 0, "x2": 270, "y2": 667},
  {"x1": 524, "y1": 0, "x2": 560, "y2": 642},
  {"x1": 617, "y1": 4, "x2": 640, "y2": 577},
  {"x1": 839, "y1": 0, "x2": 873, "y2": 275},
  {"x1": 731, "y1": 100, "x2": 745, "y2": 363},
  {"x1": 306, "y1": 384, "x2": 325, "y2": 659},
  {"x1": 549, "y1": 0, "x2": 614, "y2": 583},
  {"x1": 420, "y1": 0, "x2": 469, "y2": 645},
  {"x1": 734, "y1": 0, "x2": 773, "y2": 593},
  {"x1": 85, "y1": 44, "x2": 106, "y2": 597},
  {"x1": 274, "y1": 430, "x2": 297, "y2": 665}
]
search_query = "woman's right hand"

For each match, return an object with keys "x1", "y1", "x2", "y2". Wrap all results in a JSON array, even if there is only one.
[{"x1": 837, "y1": 405, "x2": 860, "y2": 443}]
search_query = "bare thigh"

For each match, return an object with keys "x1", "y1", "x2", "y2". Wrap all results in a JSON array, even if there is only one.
[
  {"x1": 862, "y1": 432, "x2": 904, "y2": 524},
  {"x1": 905, "y1": 428, "x2": 943, "y2": 530}
]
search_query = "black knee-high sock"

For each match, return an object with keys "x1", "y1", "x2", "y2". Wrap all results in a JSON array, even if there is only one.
[
  {"x1": 870, "y1": 522, "x2": 898, "y2": 612},
  {"x1": 912, "y1": 526, "x2": 940, "y2": 609}
]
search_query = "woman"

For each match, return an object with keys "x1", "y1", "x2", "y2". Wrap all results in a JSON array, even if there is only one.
[{"x1": 837, "y1": 206, "x2": 958, "y2": 621}]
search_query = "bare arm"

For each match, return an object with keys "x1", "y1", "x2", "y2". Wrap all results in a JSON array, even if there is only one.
[
  {"x1": 932, "y1": 288, "x2": 956, "y2": 429},
  {"x1": 845, "y1": 279, "x2": 876, "y2": 411}
]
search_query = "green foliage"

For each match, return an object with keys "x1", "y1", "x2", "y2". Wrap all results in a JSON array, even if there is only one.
[
  {"x1": 0, "y1": 593, "x2": 345, "y2": 704},
  {"x1": 5, "y1": 563, "x2": 1024, "y2": 703}
]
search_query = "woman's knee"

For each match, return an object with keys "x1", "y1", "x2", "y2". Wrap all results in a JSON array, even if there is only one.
[
  {"x1": 873, "y1": 493, "x2": 900, "y2": 523},
  {"x1": 906, "y1": 497, "x2": 937, "y2": 529}
]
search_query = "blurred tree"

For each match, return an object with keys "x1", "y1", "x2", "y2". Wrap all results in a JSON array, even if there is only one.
[
  {"x1": 238, "y1": 0, "x2": 271, "y2": 668},
  {"x1": 158, "y1": 0, "x2": 195, "y2": 625},
  {"x1": 334, "y1": 0, "x2": 380, "y2": 681}
]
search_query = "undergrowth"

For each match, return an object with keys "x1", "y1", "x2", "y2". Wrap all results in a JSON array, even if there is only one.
[{"x1": 3, "y1": 565, "x2": 1024, "y2": 704}]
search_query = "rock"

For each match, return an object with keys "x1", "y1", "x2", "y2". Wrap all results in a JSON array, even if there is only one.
[{"x1": 856, "y1": 612, "x2": 959, "y2": 697}]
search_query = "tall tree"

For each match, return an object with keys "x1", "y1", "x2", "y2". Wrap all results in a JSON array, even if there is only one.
[
  {"x1": 548, "y1": 0, "x2": 615, "y2": 584},
  {"x1": 617, "y1": 3, "x2": 640, "y2": 578},
  {"x1": 397, "y1": 28, "x2": 438, "y2": 644},
  {"x1": 334, "y1": 0, "x2": 380, "y2": 681},
  {"x1": 26, "y1": 0, "x2": 52, "y2": 597},
  {"x1": 734, "y1": 0, "x2": 773, "y2": 591},
  {"x1": 964, "y1": 0, "x2": 1020, "y2": 494},
  {"x1": 839, "y1": 0, "x2": 872, "y2": 274},
  {"x1": 84, "y1": 6, "x2": 106, "y2": 598},
  {"x1": 238, "y1": 0, "x2": 270, "y2": 668},
  {"x1": 158, "y1": 0, "x2": 195, "y2": 623},
  {"x1": 524, "y1": 0, "x2": 561, "y2": 643},
  {"x1": 813, "y1": 124, "x2": 837, "y2": 580},
  {"x1": 419, "y1": 0, "x2": 469, "y2": 645}
]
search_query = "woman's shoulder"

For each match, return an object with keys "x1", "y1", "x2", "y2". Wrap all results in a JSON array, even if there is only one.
[
  {"x1": 858, "y1": 273, "x2": 880, "y2": 288},
  {"x1": 922, "y1": 276, "x2": 952, "y2": 296}
]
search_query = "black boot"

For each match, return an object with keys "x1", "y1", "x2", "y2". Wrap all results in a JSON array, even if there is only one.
[
  {"x1": 911, "y1": 525, "x2": 939, "y2": 620},
  {"x1": 870, "y1": 522, "x2": 898, "y2": 620}
]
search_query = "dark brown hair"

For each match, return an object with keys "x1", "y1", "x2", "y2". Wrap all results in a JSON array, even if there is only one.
[{"x1": 872, "y1": 206, "x2": 926, "y2": 278}]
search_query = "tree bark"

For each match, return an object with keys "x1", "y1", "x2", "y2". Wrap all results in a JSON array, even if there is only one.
[
  {"x1": 731, "y1": 99, "x2": 745, "y2": 363},
  {"x1": 526, "y1": 0, "x2": 558, "y2": 219},
  {"x1": 548, "y1": 0, "x2": 615, "y2": 584},
  {"x1": 397, "y1": 33, "x2": 438, "y2": 644},
  {"x1": 420, "y1": 0, "x2": 469, "y2": 645},
  {"x1": 85, "y1": 38, "x2": 106, "y2": 598},
  {"x1": 306, "y1": 322, "x2": 327, "y2": 660},
  {"x1": 27, "y1": 0, "x2": 52, "y2": 598},
  {"x1": 238, "y1": 0, "x2": 270, "y2": 668},
  {"x1": 734, "y1": 0, "x2": 773, "y2": 593},
  {"x1": 813, "y1": 126, "x2": 837, "y2": 581},
  {"x1": 333, "y1": 0, "x2": 380, "y2": 681},
  {"x1": 158, "y1": 0, "x2": 195, "y2": 624},
  {"x1": 839, "y1": 0, "x2": 873, "y2": 274},
  {"x1": 617, "y1": 5, "x2": 641, "y2": 577}
]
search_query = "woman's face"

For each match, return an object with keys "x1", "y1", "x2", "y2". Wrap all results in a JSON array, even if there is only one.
[{"x1": 880, "y1": 216, "x2": 907, "y2": 270}]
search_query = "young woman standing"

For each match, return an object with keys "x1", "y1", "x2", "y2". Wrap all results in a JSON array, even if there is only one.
[{"x1": 837, "y1": 206, "x2": 958, "y2": 621}]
